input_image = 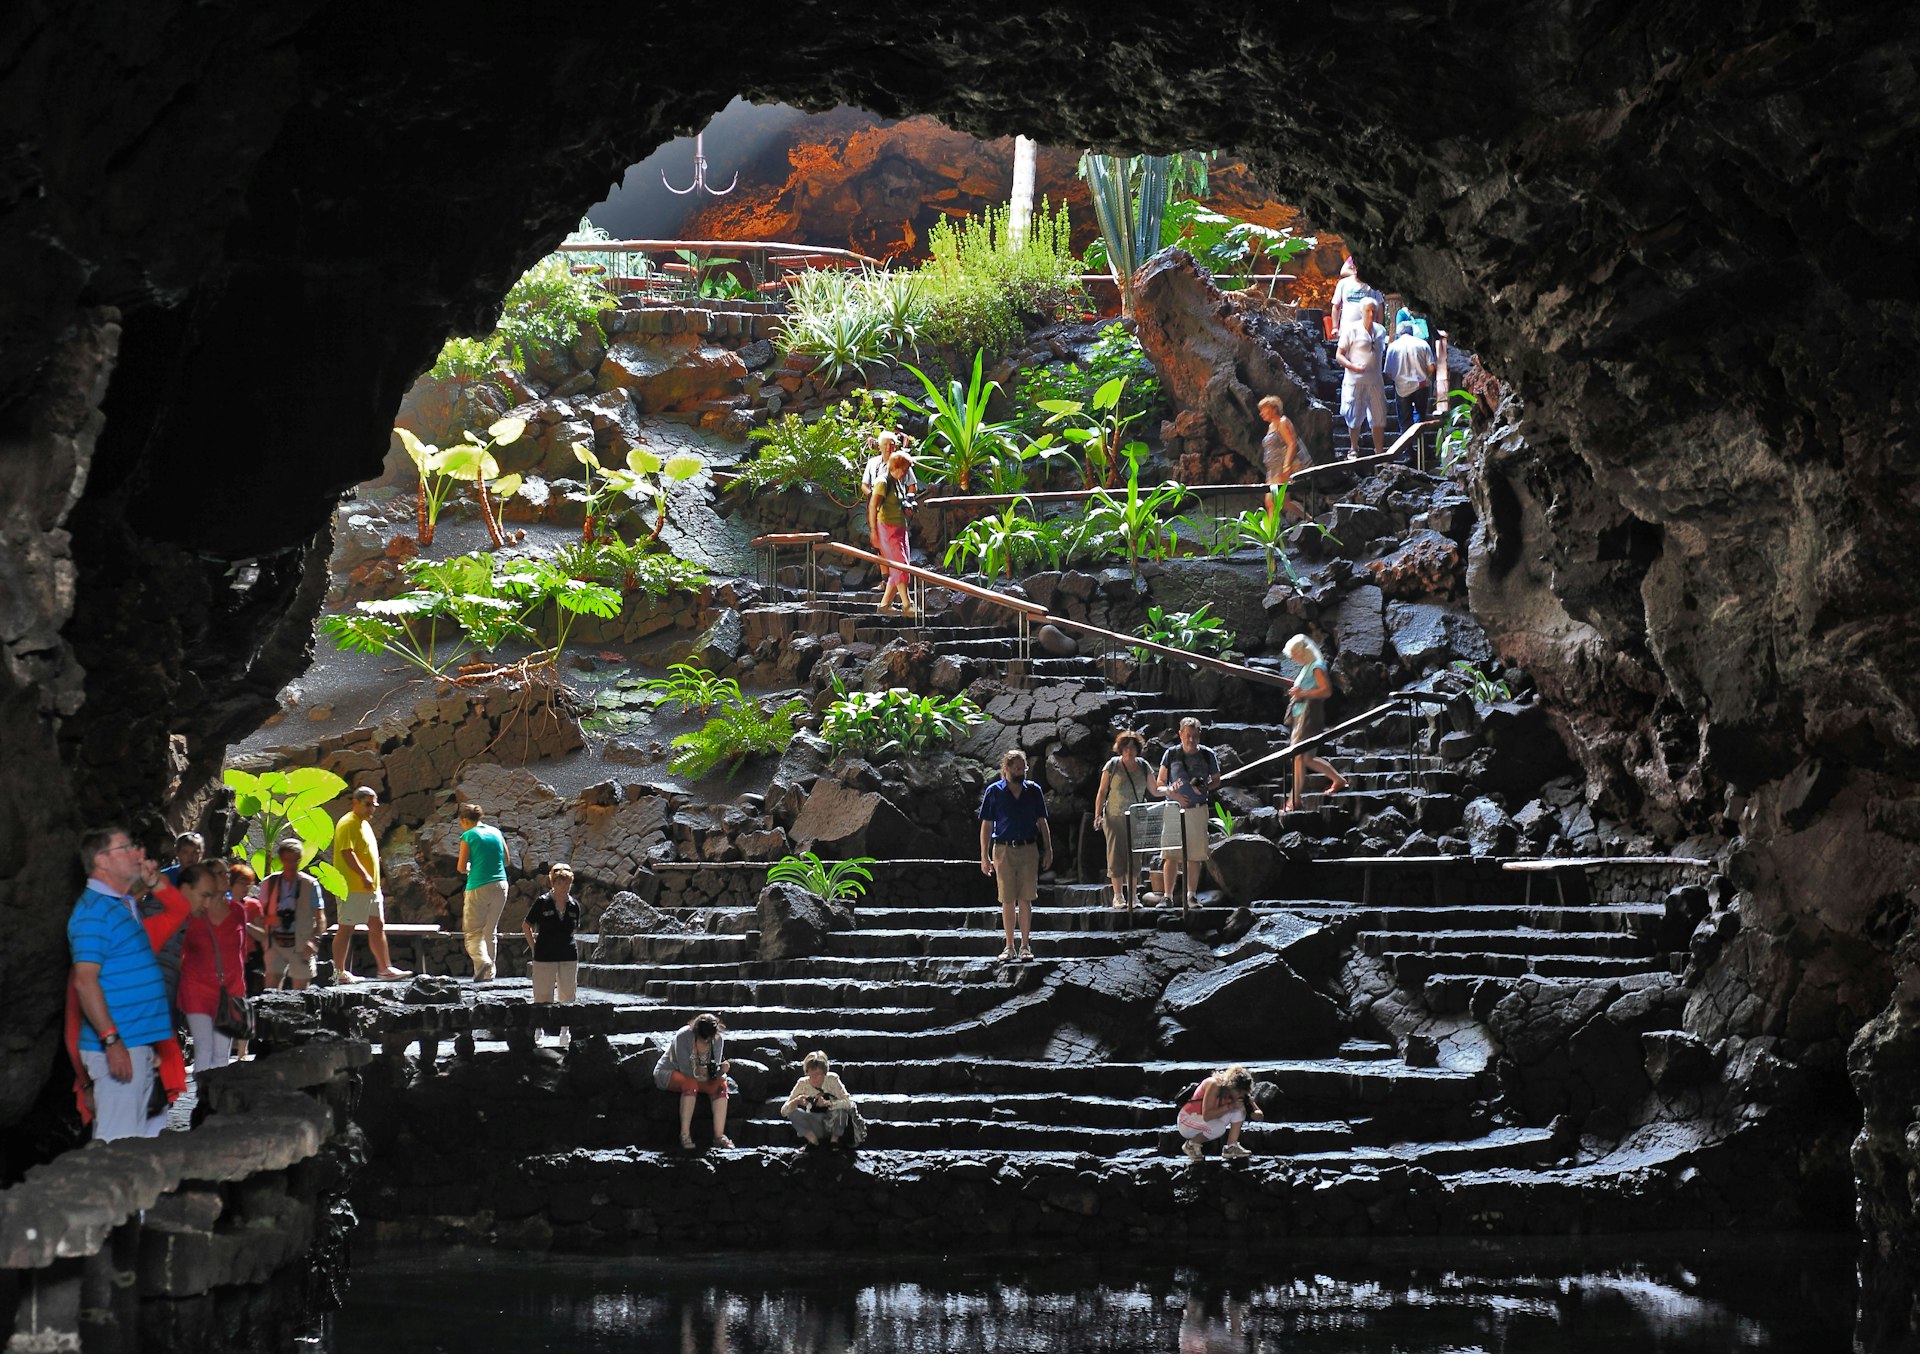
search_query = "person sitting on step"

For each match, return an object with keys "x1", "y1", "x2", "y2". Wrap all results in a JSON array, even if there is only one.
[
  {"x1": 1282, "y1": 634, "x2": 1347, "y2": 811},
  {"x1": 656, "y1": 1012, "x2": 733, "y2": 1150},
  {"x1": 781, "y1": 1050, "x2": 862, "y2": 1150},
  {"x1": 1176, "y1": 1064, "x2": 1263, "y2": 1161}
]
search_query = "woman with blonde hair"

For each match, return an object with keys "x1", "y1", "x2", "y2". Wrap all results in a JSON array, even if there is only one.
[
  {"x1": 1283, "y1": 634, "x2": 1346, "y2": 811},
  {"x1": 1175, "y1": 1063, "x2": 1263, "y2": 1161},
  {"x1": 867, "y1": 444, "x2": 918, "y2": 617}
]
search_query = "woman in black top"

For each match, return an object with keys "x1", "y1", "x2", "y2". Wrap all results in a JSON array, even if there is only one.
[{"x1": 522, "y1": 864, "x2": 581, "y2": 1045}]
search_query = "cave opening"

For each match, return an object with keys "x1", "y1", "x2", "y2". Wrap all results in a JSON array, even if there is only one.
[{"x1": 4, "y1": 7, "x2": 1919, "y2": 1350}]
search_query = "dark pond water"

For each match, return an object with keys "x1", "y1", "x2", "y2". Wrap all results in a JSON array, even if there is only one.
[{"x1": 318, "y1": 1235, "x2": 1857, "y2": 1353}]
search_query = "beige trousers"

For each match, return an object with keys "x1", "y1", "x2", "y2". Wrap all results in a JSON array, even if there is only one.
[{"x1": 463, "y1": 881, "x2": 509, "y2": 980}]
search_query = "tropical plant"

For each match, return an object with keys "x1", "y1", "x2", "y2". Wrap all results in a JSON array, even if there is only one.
[
  {"x1": 916, "y1": 202, "x2": 1084, "y2": 360},
  {"x1": 637, "y1": 662, "x2": 741, "y2": 716},
  {"x1": 1227, "y1": 491, "x2": 1337, "y2": 588},
  {"x1": 766, "y1": 851, "x2": 876, "y2": 905},
  {"x1": 1156, "y1": 198, "x2": 1315, "y2": 293},
  {"x1": 1132, "y1": 603, "x2": 1233, "y2": 664},
  {"x1": 397, "y1": 426, "x2": 464, "y2": 548},
  {"x1": 943, "y1": 501, "x2": 1044, "y2": 580},
  {"x1": 673, "y1": 248, "x2": 750, "y2": 301},
  {"x1": 624, "y1": 446, "x2": 704, "y2": 543},
  {"x1": 223, "y1": 766, "x2": 353, "y2": 899},
  {"x1": 1035, "y1": 373, "x2": 1151, "y2": 489},
  {"x1": 778, "y1": 269, "x2": 895, "y2": 386},
  {"x1": 729, "y1": 391, "x2": 896, "y2": 507},
  {"x1": 572, "y1": 443, "x2": 651, "y2": 540},
  {"x1": 429, "y1": 335, "x2": 506, "y2": 385},
  {"x1": 1439, "y1": 389, "x2": 1476, "y2": 471},
  {"x1": 669, "y1": 691, "x2": 809, "y2": 780},
  {"x1": 496, "y1": 557, "x2": 622, "y2": 664},
  {"x1": 1210, "y1": 802, "x2": 1238, "y2": 838},
  {"x1": 1451, "y1": 660, "x2": 1513, "y2": 704},
  {"x1": 1012, "y1": 323, "x2": 1165, "y2": 437},
  {"x1": 1082, "y1": 464, "x2": 1194, "y2": 570},
  {"x1": 900, "y1": 351, "x2": 1014, "y2": 492},
  {"x1": 554, "y1": 536, "x2": 708, "y2": 596},
  {"x1": 495, "y1": 255, "x2": 615, "y2": 371},
  {"x1": 1080, "y1": 152, "x2": 1211, "y2": 317},
  {"x1": 323, "y1": 553, "x2": 531, "y2": 682},
  {"x1": 861, "y1": 268, "x2": 929, "y2": 347},
  {"x1": 819, "y1": 680, "x2": 985, "y2": 757},
  {"x1": 438, "y1": 418, "x2": 527, "y2": 548}
]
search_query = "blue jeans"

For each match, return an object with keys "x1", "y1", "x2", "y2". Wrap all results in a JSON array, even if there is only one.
[{"x1": 1395, "y1": 387, "x2": 1430, "y2": 460}]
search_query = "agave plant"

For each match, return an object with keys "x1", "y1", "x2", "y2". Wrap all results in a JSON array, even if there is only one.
[
  {"x1": 766, "y1": 851, "x2": 876, "y2": 905},
  {"x1": 859, "y1": 268, "x2": 929, "y2": 347},
  {"x1": 1080, "y1": 152, "x2": 1211, "y2": 318}
]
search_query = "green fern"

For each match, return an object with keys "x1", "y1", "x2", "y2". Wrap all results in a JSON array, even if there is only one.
[
  {"x1": 765, "y1": 851, "x2": 876, "y2": 904},
  {"x1": 669, "y1": 695, "x2": 808, "y2": 780}
]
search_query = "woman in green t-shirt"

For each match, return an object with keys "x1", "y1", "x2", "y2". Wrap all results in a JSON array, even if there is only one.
[{"x1": 455, "y1": 802, "x2": 510, "y2": 983}]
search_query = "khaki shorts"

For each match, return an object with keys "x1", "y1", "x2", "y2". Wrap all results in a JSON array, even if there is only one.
[
  {"x1": 1160, "y1": 804, "x2": 1212, "y2": 859},
  {"x1": 992, "y1": 841, "x2": 1040, "y2": 907},
  {"x1": 266, "y1": 942, "x2": 313, "y2": 986},
  {"x1": 338, "y1": 890, "x2": 384, "y2": 927}
]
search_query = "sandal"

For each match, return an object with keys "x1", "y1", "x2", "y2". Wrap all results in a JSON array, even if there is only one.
[
  {"x1": 996, "y1": 946, "x2": 1014, "y2": 962},
  {"x1": 679, "y1": 1133, "x2": 696, "y2": 1150},
  {"x1": 713, "y1": 1135, "x2": 735, "y2": 1150},
  {"x1": 1018, "y1": 944, "x2": 1035, "y2": 962}
]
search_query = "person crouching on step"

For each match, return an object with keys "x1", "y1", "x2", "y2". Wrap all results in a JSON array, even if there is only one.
[
  {"x1": 655, "y1": 1012, "x2": 732, "y2": 1151},
  {"x1": 781, "y1": 1050, "x2": 862, "y2": 1150},
  {"x1": 1176, "y1": 1064, "x2": 1263, "y2": 1161}
]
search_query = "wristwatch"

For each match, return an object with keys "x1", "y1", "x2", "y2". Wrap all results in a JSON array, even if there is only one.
[{"x1": 100, "y1": 1031, "x2": 122, "y2": 1048}]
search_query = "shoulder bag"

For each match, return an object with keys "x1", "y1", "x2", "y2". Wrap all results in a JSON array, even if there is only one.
[{"x1": 206, "y1": 915, "x2": 255, "y2": 1040}]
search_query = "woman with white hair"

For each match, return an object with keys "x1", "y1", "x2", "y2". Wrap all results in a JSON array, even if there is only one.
[
  {"x1": 1283, "y1": 635, "x2": 1347, "y2": 811},
  {"x1": 1336, "y1": 298, "x2": 1389, "y2": 460}
]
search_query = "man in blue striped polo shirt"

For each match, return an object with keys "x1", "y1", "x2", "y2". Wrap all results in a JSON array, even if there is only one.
[{"x1": 68, "y1": 826, "x2": 173, "y2": 1140}]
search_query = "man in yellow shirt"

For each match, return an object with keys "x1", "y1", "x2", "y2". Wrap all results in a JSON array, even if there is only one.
[{"x1": 331, "y1": 787, "x2": 410, "y2": 982}]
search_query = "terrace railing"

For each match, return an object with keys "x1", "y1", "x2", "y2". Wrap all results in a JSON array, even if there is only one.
[{"x1": 556, "y1": 238, "x2": 879, "y2": 299}]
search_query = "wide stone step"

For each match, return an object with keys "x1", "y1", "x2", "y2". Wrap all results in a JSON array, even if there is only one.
[
  {"x1": 831, "y1": 1057, "x2": 1487, "y2": 1107},
  {"x1": 1359, "y1": 928, "x2": 1661, "y2": 958},
  {"x1": 625, "y1": 978, "x2": 987, "y2": 1010},
  {"x1": 753, "y1": 1090, "x2": 1379, "y2": 1139},
  {"x1": 819, "y1": 929, "x2": 1133, "y2": 959},
  {"x1": 719, "y1": 1115, "x2": 1368, "y2": 1153},
  {"x1": 1286, "y1": 903, "x2": 1665, "y2": 933},
  {"x1": 576, "y1": 956, "x2": 1013, "y2": 991},
  {"x1": 1384, "y1": 950, "x2": 1674, "y2": 985},
  {"x1": 698, "y1": 904, "x2": 1155, "y2": 934},
  {"x1": 604, "y1": 1003, "x2": 950, "y2": 1033}
]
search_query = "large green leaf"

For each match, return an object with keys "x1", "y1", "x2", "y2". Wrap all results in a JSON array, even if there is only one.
[
  {"x1": 663, "y1": 452, "x2": 703, "y2": 482},
  {"x1": 281, "y1": 766, "x2": 349, "y2": 808},
  {"x1": 493, "y1": 472, "x2": 524, "y2": 499},
  {"x1": 286, "y1": 804, "x2": 334, "y2": 855},
  {"x1": 488, "y1": 416, "x2": 527, "y2": 445},
  {"x1": 627, "y1": 446, "x2": 662, "y2": 475},
  {"x1": 310, "y1": 861, "x2": 351, "y2": 899}
]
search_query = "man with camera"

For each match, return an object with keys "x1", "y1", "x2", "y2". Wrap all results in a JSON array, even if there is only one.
[{"x1": 1153, "y1": 718, "x2": 1220, "y2": 907}]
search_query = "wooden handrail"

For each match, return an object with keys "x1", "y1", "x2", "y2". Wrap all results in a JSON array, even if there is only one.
[
  {"x1": 919, "y1": 482, "x2": 1268, "y2": 511},
  {"x1": 814, "y1": 541, "x2": 1049, "y2": 617},
  {"x1": 1033, "y1": 613, "x2": 1295, "y2": 692},
  {"x1": 919, "y1": 427, "x2": 1440, "y2": 512},
  {"x1": 1219, "y1": 693, "x2": 1451, "y2": 783},
  {"x1": 557, "y1": 239, "x2": 881, "y2": 267}
]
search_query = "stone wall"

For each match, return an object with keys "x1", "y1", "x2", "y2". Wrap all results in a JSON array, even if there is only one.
[{"x1": 0, "y1": 1040, "x2": 369, "y2": 1352}]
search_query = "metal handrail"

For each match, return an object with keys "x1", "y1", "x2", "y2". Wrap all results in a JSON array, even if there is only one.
[
  {"x1": 557, "y1": 239, "x2": 879, "y2": 266},
  {"x1": 1219, "y1": 692, "x2": 1452, "y2": 784}
]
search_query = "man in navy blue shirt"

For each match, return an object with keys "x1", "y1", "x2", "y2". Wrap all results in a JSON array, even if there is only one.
[{"x1": 977, "y1": 749, "x2": 1053, "y2": 962}]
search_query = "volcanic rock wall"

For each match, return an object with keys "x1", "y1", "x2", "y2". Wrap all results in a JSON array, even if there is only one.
[{"x1": 2, "y1": 1, "x2": 1918, "y2": 1322}]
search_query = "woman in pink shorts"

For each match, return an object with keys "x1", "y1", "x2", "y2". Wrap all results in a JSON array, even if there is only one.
[
  {"x1": 655, "y1": 1012, "x2": 732, "y2": 1150},
  {"x1": 866, "y1": 446, "x2": 918, "y2": 617}
]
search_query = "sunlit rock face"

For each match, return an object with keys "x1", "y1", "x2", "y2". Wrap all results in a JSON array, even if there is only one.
[{"x1": 0, "y1": 0, "x2": 1915, "y2": 1293}]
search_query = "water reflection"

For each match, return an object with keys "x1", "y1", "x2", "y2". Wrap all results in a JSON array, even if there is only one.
[{"x1": 321, "y1": 1235, "x2": 1854, "y2": 1353}]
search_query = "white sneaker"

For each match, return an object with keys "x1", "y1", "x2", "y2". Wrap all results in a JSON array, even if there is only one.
[
  {"x1": 1182, "y1": 1138, "x2": 1204, "y2": 1162},
  {"x1": 1222, "y1": 1142, "x2": 1251, "y2": 1161}
]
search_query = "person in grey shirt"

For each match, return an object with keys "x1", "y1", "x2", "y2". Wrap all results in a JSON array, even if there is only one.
[{"x1": 654, "y1": 1012, "x2": 732, "y2": 1150}]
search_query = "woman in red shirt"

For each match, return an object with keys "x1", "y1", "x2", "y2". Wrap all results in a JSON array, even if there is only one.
[{"x1": 176, "y1": 861, "x2": 248, "y2": 1076}]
